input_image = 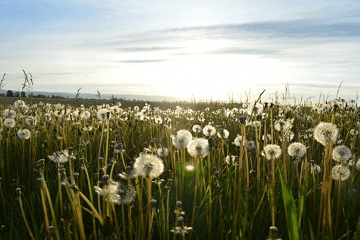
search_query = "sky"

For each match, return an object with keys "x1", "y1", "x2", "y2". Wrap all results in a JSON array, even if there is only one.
[{"x1": 1, "y1": 0, "x2": 360, "y2": 102}]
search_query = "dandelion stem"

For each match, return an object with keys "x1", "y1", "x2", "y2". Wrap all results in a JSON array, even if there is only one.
[{"x1": 18, "y1": 193, "x2": 35, "y2": 240}]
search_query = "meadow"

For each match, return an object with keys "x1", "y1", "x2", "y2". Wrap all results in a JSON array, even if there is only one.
[{"x1": 1, "y1": 91, "x2": 360, "y2": 240}]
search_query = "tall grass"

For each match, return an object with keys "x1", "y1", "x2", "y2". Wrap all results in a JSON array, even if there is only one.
[{"x1": 0, "y1": 91, "x2": 360, "y2": 240}]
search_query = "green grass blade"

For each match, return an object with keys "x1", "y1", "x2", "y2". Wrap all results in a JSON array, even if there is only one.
[
  {"x1": 308, "y1": 218, "x2": 316, "y2": 240},
  {"x1": 298, "y1": 177, "x2": 307, "y2": 226},
  {"x1": 277, "y1": 164, "x2": 300, "y2": 240}
]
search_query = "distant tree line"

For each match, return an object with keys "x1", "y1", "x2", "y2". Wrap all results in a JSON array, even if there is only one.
[{"x1": 1, "y1": 90, "x2": 66, "y2": 99}]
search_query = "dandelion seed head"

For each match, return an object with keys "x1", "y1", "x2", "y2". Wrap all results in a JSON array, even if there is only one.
[
  {"x1": 225, "y1": 155, "x2": 238, "y2": 165},
  {"x1": 13, "y1": 100, "x2": 26, "y2": 109},
  {"x1": 133, "y1": 154, "x2": 164, "y2": 178},
  {"x1": 262, "y1": 144, "x2": 282, "y2": 160},
  {"x1": 332, "y1": 145, "x2": 352, "y2": 163},
  {"x1": 171, "y1": 226, "x2": 193, "y2": 235},
  {"x1": 48, "y1": 150, "x2": 75, "y2": 164},
  {"x1": 17, "y1": 129, "x2": 31, "y2": 139},
  {"x1": 187, "y1": 138, "x2": 210, "y2": 158},
  {"x1": 233, "y1": 135, "x2": 243, "y2": 147},
  {"x1": 287, "y1": 142, "x2": 307, "y2": 158},
  {"x1": 4, "y1": 118, "x2": 16, "y2": 128},
  {"x1": 313, "y1": 122, "x2": 339, "y2": 146},
  {"x1": 356, "y1": 158, "x2": 360, "y2": 171},
  {"x1": 280, "y1": 130, "x2": 295, "y2": 142},
  {"x1": 4, "y1": 109, "x2": 16, "y2": 118},
  {"x1": 247, "y1": 103, "x2": 263, "y2": 116},
  {"x1": 172, "y1": 130, "x2": 192, "y2": 148},
  {"x1": 217, "y1": 128, "x2": 229, "y2": 139},
  {"x1": 154, "y1": 116, "x2": 163, "y2": 124},
  {"x1": 157, "y1": 147, "x2": 169, "y2": 157},
  {"x1": 203, "y1": 125, "x2": 216, "y2": 137},
  {"x1": 332, "y1": 165, "x2": 351, "y2": 181},
  {"x1": 274, "y1": 118, "x2": 294, "y2": 132},
  {"x1": 247, "y1": 140, "x2": 256, "y2": 149},
  {"x1": 25, "y1": 116, "x2": 37, "y2": 126}
]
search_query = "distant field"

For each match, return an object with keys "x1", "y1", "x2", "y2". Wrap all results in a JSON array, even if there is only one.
[{"x1": 0, "y1": 96, "x2": 239, "y2": 109}]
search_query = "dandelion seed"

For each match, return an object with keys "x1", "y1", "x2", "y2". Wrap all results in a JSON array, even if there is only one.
[
  {"x1": 287, "y1": 142, "x2": 307, "y2": 159},
  {"x1": 17, "y1": 129, "x2": 31, "y2": 139},
  {"x1": 172, "y1": 130, "x2": 192, "y2": 148},
  {"x1": 262, "y1": 144, "x2": 282, "y2": 160},
  {"x1": 332, "y1": 165, "x2": 351, "y2": 181},
  {"x1": 4, "y1": 118, "x2": 16, "y2": 128},
  {"x1": 133, "y1": 154, "x2": 164, "y2": 178},
  {"x1": 313, "y1": 122, "x2": 339, "y2": 146},
  {"x1": 187, "y1": 138, "x2": 210, "y2": 158},
  {"x1": 332, "y1": 145, "x2": 352, "y2": 163}
]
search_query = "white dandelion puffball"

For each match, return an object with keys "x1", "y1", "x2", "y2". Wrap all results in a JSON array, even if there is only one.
[
  {"x1": 172, "y1": 130, "x2": 192, "y2": 148},
  {"x1": 332, "y1": 145, "x2": 352, "y2": 163},
  {"x1": 4, "y1": 109, "x2": 16, "y2": 118},
  {"x1": 262, "y1": 144, "x2": 282, "y2": 160},
  {"x1": 313, "y1": 122, "x2": 339, "y2": 146},
  {"x1": 48, "y1": 149, "x2": 75, "y2": 164},
  {"x1": 157, "y1": 147, "x2": 168, "y2": 157},
  {"x1": 17, "y1": 129, "x2": 31, "y2": 139},
  {"x1": 233, "y1": 135, "x2": 243, "y2": 147},
  {"x1": 133, "y1": 154, "x2": 164, "y2": 178},
  {"x1": 192, "y1": 125, "x2": 202, "y2": 133},
  {"x1": 203, "y1": 125, "x2": 216, "y2": 137},
  {"x1": 4, "y1": 118, "x2": 16, "y2": 128},
  {"x1": 217, "y1": 129, "x2": 229, "y2": 139},
  {"x1": 225, "y1": 155, "x2": 238, "y2": 165},
  {"x1": 274, "y1": 118, "x2": 294, "y2": 132},
  {"x1": 332, "y1": 165, "x2": 351, "y2": 181},
  {"x1": 187, "y1": 138, "x2": 210, "y2": 158},
  {"x1": 287, "y1": 142, "x2": 307, "y2": 158}
]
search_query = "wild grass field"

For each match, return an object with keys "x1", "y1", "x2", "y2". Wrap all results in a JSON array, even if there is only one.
[{"x1": 1, "y1": 89, "x2": 360, "y2": 240}]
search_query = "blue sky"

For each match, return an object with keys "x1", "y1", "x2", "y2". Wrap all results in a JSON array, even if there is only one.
[{"x1": 1, "y1": 0, "x2": 360, "y2": 101}]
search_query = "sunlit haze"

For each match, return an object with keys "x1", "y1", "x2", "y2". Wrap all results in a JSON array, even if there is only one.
[{"x1": 1, "y1": 0, "x2": 360, "y2": 102}]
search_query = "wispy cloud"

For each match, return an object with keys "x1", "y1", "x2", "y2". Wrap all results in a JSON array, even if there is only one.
[
  {"x1": 207, "y1": 48, "x2": 281, "y2": 56},
  {"x1": 117, "y1": 47, "x2": 182, "y2": 52},
  {"x1": 117, "y1": 59, "x2": 169, "y2": 63}
]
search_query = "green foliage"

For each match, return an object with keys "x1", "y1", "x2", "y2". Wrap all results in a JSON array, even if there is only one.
[{"x1": 277, "y1": 164, "x2": 300, "y2": 240}]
